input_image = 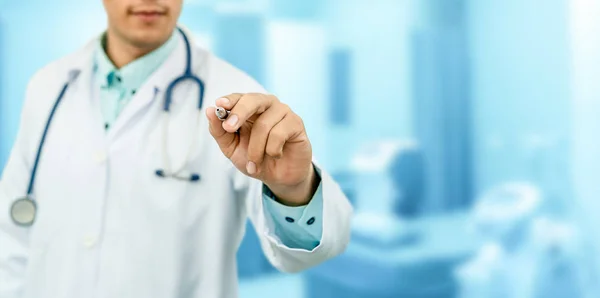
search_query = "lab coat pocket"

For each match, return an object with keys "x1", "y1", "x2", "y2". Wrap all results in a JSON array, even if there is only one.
[
  {"x1": 24, "y1": 226, "x2": 73, "y2": 298},
  {"x1": 136, "y1": 109, "x2": 210, "y2": 213},
  {"x1": 136, "y1": 145, "x2": 203, "y2": 213},
  {"x1": 144, "y1": 171, "x2": 195, "y2": 211}
]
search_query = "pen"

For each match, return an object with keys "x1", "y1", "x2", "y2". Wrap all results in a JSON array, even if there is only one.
[{"x1": 215, "y1": 107, "x2": 230, "y2": 121}]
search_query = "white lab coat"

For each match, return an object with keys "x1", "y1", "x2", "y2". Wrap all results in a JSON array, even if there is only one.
[{"x1": 0, "y1": 30, "x2": 353, "y2": 298}]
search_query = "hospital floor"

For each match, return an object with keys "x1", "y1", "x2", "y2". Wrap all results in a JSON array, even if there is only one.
[{"x1": 239, "y1": 274, "x2": 304, "y2": 298}]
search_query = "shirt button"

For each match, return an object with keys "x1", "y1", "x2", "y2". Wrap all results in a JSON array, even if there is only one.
[
  {"x1": 93, "y1": 151, "x2": 107, "y2": 164},
  {"x1": 83, "y1": 235, "x2": 97, "y2": 248},
  {"x1": 307, "y1": 217, "x2": 316, "y2": 225},
  {"x1": 285, "y1": 217, "x2": 295, "y2": 223}
]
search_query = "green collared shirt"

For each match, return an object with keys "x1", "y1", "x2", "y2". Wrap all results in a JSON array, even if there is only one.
[{"x1": 93, "y1": 31, "x2": 179, "y2": 129}]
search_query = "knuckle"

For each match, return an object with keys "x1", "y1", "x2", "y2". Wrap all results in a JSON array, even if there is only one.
[
  {"x1": 234, "y1": 99, "x2": 251, "y2": 114},
  {"x1": 265, "y1": 145, "x2": 280, "y2": 157},
  {"x1": 224, "y1": 93, "x2": 242, "y2": 104},
  {"x1": 248, "y1": 150, "x2": 263, "y2": 163},
  {"x1": 255, "y1": 119, "x2": 272, "y2": 132},
  {"x1": 271, "y1": 129, "x2": 286, "y2": 142},
  {"x1": 256, "y1": 94, "x2": 271, "y2": 113},
  {"x1": 246, "y1": 93, "x2": 263, "y2": 105},
  {"x1": 235, "y1": 94, "x2": 248, "y2": 105},
  {"x1": 230, "y1": 93, "x2": 244, "y2": 99},
  {"x1": 279, "y1": 103, "x2": 291, "y2": 113},
  {"x1": 268, "y1": 94, "x2": 280, "y2": 103},
  {"x1": 296, "y1": 115, "x2": 305, "y2": 127},
  {"x1": 284, "y1": 111, "x2": 303, "y2": 128}
]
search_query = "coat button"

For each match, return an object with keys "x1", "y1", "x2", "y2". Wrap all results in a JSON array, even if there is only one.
[
  {"x1": 285, "y1": 217, "x2": 295, "y2": 223},
  {"x1": 83, "y1": 235, "x2": 97, "y2": 248},
  {"x1": 93, "y1": 151, "x2": 107, "y2": 164},
  {"x1": 307, "y1": 217, "x2": 316, "y2": 225}
]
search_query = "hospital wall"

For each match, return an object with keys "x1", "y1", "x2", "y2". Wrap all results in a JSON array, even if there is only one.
[
  {"x1": 1, "y1": 0, "x2": 600, "y2": 297},
  {"x1": 467, "y1": 0, "x2": 572, "y2": 201},
  {"x1": 570, "y1": 0, "x2": 600, "y2": 281}
]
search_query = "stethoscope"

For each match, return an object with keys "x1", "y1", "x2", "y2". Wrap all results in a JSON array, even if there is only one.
[{"x1": 10, "y1": 27, "x2": 205, "y2": 227}]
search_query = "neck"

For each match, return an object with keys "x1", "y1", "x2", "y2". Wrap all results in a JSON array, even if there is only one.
[{"x1": 104, "y1": 29, "x2": 160, "y2": 69}]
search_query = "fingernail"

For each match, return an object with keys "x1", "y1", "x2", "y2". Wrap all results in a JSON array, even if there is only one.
[
  {"x1": 246, "y1": 161, "x2": 256, "y2": 175},
  {"x1": 217, "y1": 97, "x2": 230, "y2": 106},
  {"x1": 226, "y1": 114, "x2": 238, "y2": 127}
]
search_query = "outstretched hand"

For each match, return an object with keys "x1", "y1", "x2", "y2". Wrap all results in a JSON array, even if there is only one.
[{"x1": 205, "y1": 93, "x2": 318, "y2": 206}]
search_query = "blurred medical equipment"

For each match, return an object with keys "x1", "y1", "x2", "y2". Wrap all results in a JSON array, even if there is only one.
[
  {"x1": 304, "y1": 140, "x2": 477, "y2": 297},
  {"x1": 455, "y1": 182, "x2": 590, "y2": 298},
  {"x1": 9, "y1": 27, "x2": 204, "y2": 227},
  {"x1": 389, "y1": 145, "x2": 426, "y2": 218},
  {"x1": 454, "y1": 182, "x2": 541, "y2": 298},
  {"x1": 305, "y1": 211, "x2": 476, "y2": 298},
  {"x1": 529, "y1": 218, "x2": 586, "y2": 298},
  {"x1": 350, "y1": 140, "x2": 420, "y2": 215},
  {"x1": 350, "y1": 140, "x2": 426, "y2": 245}
]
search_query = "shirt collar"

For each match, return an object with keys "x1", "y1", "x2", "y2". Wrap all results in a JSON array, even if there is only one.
[{"x1": 93, "y1": 31, "x2": 179, "y2": 92}]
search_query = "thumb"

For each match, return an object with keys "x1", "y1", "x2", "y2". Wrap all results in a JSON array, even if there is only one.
[{"x1": 206, "y1": 106, "x2": 237, "y2": 158}]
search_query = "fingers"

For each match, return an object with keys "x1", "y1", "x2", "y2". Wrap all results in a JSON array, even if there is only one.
[
  {"x1": 216, "y1": 93, "x2": 278, "y2": 133},
  {"x1": 215, "y1": 93, "x2": 243, "y2": 109},
  {"x1": 265, "y1": 115, "x2": 299, "y2": 160},
  {"x1": 205, "y1": 106, "x2": 237, "y2": 158},
  {"x1": 210, "y1": 93, "x2": 305, "y2": 173},
  {"x1": 246, "y1": 103, "x2": 290, "y2": 168}
]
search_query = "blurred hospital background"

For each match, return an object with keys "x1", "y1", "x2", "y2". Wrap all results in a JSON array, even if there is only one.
[{"x1": 3, "y1": 0, "x2": 600, "y2": 297}]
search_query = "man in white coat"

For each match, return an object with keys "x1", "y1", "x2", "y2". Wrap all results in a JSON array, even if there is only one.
[{"x1": 0, "y1": 0, "x2": 353, "y2": 297}]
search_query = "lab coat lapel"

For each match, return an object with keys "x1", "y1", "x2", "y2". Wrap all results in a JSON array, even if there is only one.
[
  {"x1": 65, "y1": 43, "x2": 108, "y2": 143},
  {"x1": 106, "y1": 35, "x2": 187, "y2": 141}
]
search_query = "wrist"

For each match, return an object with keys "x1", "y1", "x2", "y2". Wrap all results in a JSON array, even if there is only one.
[{"x1": 266, "y1": 164, "x2": 320, "y2": 206}]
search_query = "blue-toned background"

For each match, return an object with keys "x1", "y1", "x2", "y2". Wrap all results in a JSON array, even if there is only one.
[{"x1": 3, "y1": 0, "x2": 600, "y2": 297}]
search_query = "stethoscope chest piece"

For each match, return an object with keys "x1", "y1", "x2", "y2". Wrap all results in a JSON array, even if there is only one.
[{"x1": 10, "y1": 197, "x2": 37, "y2": 227}]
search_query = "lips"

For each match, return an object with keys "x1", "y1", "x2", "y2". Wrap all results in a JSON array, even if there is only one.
[
  {"x1": 130, "y1": 7, "x2": 166, "y2": 22},
  {"x1": 130, "y1": 7, "x2": 167, "y2": 16},
  {"x1": 132, "y1": 11, "x2": 165, "y2": 16}
]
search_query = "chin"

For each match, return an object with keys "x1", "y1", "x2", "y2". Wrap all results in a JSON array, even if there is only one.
[{"x1": 129, "y1": 29, "x2": 172, "y2": 49}]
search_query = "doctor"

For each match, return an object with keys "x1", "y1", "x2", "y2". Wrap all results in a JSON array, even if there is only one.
[{"x1": 0, "y1": 0, "x2": 353, "y2": 297}]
